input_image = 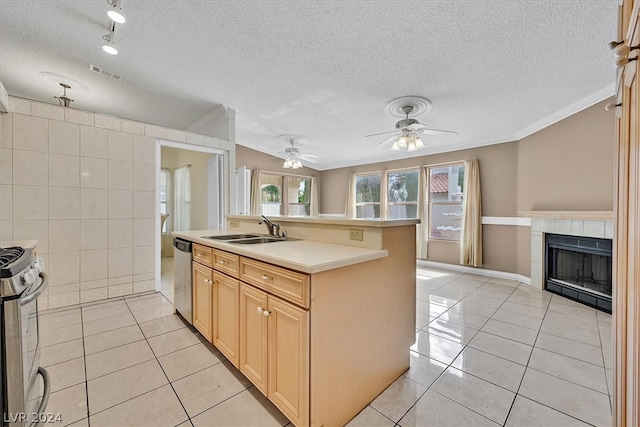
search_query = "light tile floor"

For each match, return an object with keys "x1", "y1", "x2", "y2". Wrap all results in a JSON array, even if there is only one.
[{"x1": 39, "y1": 266, "x2": 613, "y2": 426}]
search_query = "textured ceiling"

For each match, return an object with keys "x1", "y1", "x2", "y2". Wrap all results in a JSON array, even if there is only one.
[{"x1": 0, "y1": 1, "x2": 618, "y2": 170}]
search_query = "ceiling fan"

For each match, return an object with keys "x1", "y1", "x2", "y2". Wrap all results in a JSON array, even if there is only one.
[
  {"x1": 367, "y1": 97, "x2": 458, "y2": 152},
  {"x1": 277, "y1": 135, "x2": 319, "y2": 169}
]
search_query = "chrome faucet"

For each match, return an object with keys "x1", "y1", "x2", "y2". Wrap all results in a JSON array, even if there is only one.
[{"x1": 259, "y1": 215, "x2": 281, "y2": 237}]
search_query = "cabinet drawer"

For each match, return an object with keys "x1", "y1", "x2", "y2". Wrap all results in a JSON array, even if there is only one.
[
  {"x1": 240, "y1": 258, "x2": 309, "y2": 308},
  {"x1": 213, "y1": 249, "x2": 239, "y2": 278},
  {"x1": 193, "y1": 244, "x2": 213, "y2": 267}
]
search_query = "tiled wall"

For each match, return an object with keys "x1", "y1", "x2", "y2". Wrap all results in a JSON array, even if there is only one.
[{"x1": 0, "y1": 97, "x2": 235, "y2": 309}]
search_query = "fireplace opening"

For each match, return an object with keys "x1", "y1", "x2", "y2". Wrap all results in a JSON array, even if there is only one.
[{"x1": 545, "y1": 234, "x2": 612, "y2": 313}]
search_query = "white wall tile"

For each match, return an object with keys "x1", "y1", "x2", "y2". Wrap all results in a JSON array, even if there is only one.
[
  {"x1": 49, "y1": 153, "x2": 79, "y2": 187},
  {"x1": 108, "y1": 131, "x2": 133, "y2": 161},
  {"x1": 37, "y1": 296, "x2": 48, "y2": 310},
  {"x1": 133, "y1": 191, "x2": 155, "y2": 219},
  {"x1": 0, "y1": 148, "x2": 12, "y2": 184},
  {"x1": 80, "y1": 249, "x2": 107, "y2": 281},
  {"x1": 554, "y1": 219, "x2": 572, "y2": 235},
  {"x1": 48, "y1": 282, "x2": 79, "y2": 296},
  {"x1": 0, "y1": 113, "x2": 12, "y2": 148},
  {"x1": 133, "y1": 245, "x2": 155, "y2": 275},
  {"x1": 8, "y1": 98, "x2": 30, "y2": 115},
  {"x1": 133, "y1": 162, "x2": 155, "y2": 191},
  {"x1": 49, "y1": 187, "x2": 80, "y2": 219},
  {"x1": 121, "y1": 120, "x2": 145, "y2": 135},
  {"x1": 144, "y1": 124, "x2": 166, "y2": 138},
  {"x1": 108, "y1": 283, "x2": 132, "y2": 298},
  {"x1": 95, "y1": 114, "x2": 121, "y2": 131},
  {"x1": 570, "y1": 220, "x2": 584, "y2": 236},
  {"x1": 80, "y1": 188, "x2": 107, "y2": 219},
  {"x1": 13, "y1": 114, "x2": 48, "y2": 152},
  {"x1": 49, "y1": 120, "x2": 80, "y2": 155},
  {"x1": 133, "y1": 219, "x2": 155, "y2": 246},
  {"x1": 203, "y1": 137, "x2": 221, "y2": 149},
  {"x1": 108, "y1": 160, "x2": 133, "y2": 190},
  {"x1": 133, "y1": 272, "x2": 154, "y2": 282},
  {"x1": 13, "y1": 186, "x2": 48, "y2": 220},
  {"x1": 166, "y1": 129, "x2": 186, "y2": 142},
  {"x1": 48, "y1": 292, "x2": 80, "y2": 309},
  {"x1": 605, "y1": 220, "x2": 614, "y2": 239},
  {"x1": 220, "y1": 140, "x2": 235, "y2": 151},
  {"x1": 0, "y1": 185, "x2": 12, "y2": 220},
  {"x1": 108, "y1": 275, "x2": 132, "y2": 286},
  {"x1": 49, "y1": 251, "x2": 80, "y2": 285},
  {"x1": 108, "y1": 218, "x2": 133, "y2": 248},
  {"x1": 80, "y1": 278, "x2": 107, "y2": 290},
  {"x1": 186, "y1": 132, "x2": 204, "y2": 145},
  {"x1": 108, "y1": 189, "x2": 132, "y2": 218},
  {"x1": 0, "y1": 221, "x2": 10, "y2": 240},
  {"x1": 80, "y1": 126, "x2": 108, "y2": 158},
  {"x1": 108, "y1": 246, "x2": 133, "y2": 277},
  {"x1": 13, "y1": 220, "x2": 49, "y2": 253},
  {"x1": 583, "y1": 220, "x2": 605, "y2": 238},
  {"x1": 13, "y1": 150, "x2": 48, "y2": 186},
  {"x1": 80, "y1": 157, "x2": 107, "y2": 188},
  {"x1": 65, "y1": 109, "x2": 95, "y2": 126},
  {"x1": 80, "y1": 287, "x2": 108, "y2": 303},
  {"x1": 80, "y1": 219, "x2": 107, "y2": 250},
  {"x1": 30, "y1": 102, "x2": 64, "y2": 121},
  {"x1": 133, "y1": 135, "x2": 156, "y2": 164},
  {"x1": 49, "y1": 220, "x2": 80, "y2": 253},
  {"x1": 133, "y1": 280, "x2": 155, "y2": 293}
]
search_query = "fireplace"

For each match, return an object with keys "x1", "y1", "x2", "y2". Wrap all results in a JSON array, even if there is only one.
[{"x1": 545, "y1": 233, "x2": 612, "y2": 313}]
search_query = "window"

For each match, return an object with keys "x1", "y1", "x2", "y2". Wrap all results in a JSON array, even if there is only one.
[
  {"x1": 355, "y1": 173, "x2": 381, "y2": 218},
  {"x1": 428, "y1": 164, "x2": 465, "y2": 240},
  {"x1": 259, "y1": 172, "x2": 313, "y2": 216},
  {"x1": 387, "y1": 169, "x2": 419, "y2": 219}
]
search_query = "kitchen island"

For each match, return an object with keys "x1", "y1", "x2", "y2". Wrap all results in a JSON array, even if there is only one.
[{"x1": 173, "y1": 216, "x2": 417, "y2": 426}]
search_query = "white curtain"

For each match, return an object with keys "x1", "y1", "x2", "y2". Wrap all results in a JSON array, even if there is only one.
[
  {"x1": 310, "y1": 177, "x2": 319, "y2": 217},
  {"x1": 417, "y1": 167, "x2": 429, "y2": 259},
  {"x1": 174, "y1": 165, "x2": 191, "y2": 231},
  {"x1": 345, "y1": 173, "x2": 356, "y2": 218},
  {"x1": 250, "y1": 170, "x2": 262, "y2": 216},
  {"x1": 460, "y1": 159, "x2": 483, "y2": 266}
]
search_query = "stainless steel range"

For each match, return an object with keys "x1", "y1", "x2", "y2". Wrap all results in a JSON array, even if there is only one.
[{"x1": 0, "y1": 246, "x2": 50, "y2": 427}]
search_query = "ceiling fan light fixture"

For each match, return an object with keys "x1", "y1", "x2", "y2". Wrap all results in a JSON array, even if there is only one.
[
  {"x1": 415, "y1": 137, "x2": 425, "y2": 149},
  {"x1": 107, "y1": 0, "x2": 126, "y2": 23},
  {"x1": 406, "y1": 140, "x2": 418, "y2": 152}
]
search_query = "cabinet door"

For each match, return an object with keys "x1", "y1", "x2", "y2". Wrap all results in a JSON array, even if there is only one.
[
  {"x1": 212, "y1": 272, "x2": 240, "y2": 367},
  {"x1": 192, "y1": 262, "x2": 213, "y2": 342},
  {"x1": 239, "y1": 283, "x2": 269, "y2": 395},
  {"x1": 267, "y1": 296, "x2": 309, "y2": 426}
]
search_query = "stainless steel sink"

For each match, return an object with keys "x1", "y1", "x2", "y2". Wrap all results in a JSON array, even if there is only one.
[
  {"x1": 202, "y1": 234, "x2": 261, "y2": 240},
  {"x1": 231, "y1": 237, "x2": 286, "y2": 244}
]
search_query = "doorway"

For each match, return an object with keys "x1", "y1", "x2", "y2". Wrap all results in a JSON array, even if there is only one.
[{"x1": 157, "y1": 141, "x2": 225, "y2": 303}]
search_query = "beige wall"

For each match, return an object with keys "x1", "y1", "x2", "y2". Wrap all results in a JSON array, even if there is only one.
[
  {"x1": 0, "y1": 97, "x2": 235, "y2": 309},
  {"x1": 318, "y1": 100, "x2": 616, "y2": 276},
  {"x1": 235, "y1": 145, "x2": 320, "y2": 179}
]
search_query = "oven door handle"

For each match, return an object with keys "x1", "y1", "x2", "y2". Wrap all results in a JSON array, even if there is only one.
[
  {"x1": 21, "y1": 272, "x2": 48, "y2": 306},
  {"x1": 30, "y1": 367, "x2": 51, "y2": 427}
]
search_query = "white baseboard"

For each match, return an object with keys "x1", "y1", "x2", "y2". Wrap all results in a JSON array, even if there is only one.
[{"x1": 416, "y1": 260, "x2": 532, "y2": 285}]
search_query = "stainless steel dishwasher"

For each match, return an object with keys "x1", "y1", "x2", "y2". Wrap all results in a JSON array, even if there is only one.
[{"x1": 173, "y1": 238, "x2": 193, "y2": 324}]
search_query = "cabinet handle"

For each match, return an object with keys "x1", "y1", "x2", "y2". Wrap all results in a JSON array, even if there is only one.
[
  {"x1": 257, "y1": 306, "x2": 264, "y2": 314},
  {"x1": 219, "y1": 260, "x2": 227, "y2": 265},
  {"x1": 197, "y1": 252, "x2": 205, "y2": 257},
  {"x1": 204, "y1": 279, "x2": 212, "y2": 285},
  {"x1": 261, "y1": 275, "x2": 272, "y2": 281},
  {"x1": 263, "y1": 310, "x2": 271, "y2": 317}
]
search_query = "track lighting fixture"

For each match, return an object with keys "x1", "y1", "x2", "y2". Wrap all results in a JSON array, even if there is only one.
[
  {"x1": 102, "y1": 23, "x2": 118, "y2": 55},
  {"x1": 107, "y1": 0, "x2": 126, "y2": 23}
]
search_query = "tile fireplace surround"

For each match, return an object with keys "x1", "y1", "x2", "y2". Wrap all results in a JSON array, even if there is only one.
[{"x1": 523, "y1": 211, "x2": 614, "y2": 290}]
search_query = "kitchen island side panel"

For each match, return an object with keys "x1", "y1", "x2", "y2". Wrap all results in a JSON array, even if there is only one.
[{"x1": 309, "y1": 225, "x2": 416, "y2": 426}]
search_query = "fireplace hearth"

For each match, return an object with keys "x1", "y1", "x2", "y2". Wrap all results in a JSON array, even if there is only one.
[{"x1": 545, "y1": 233, "x2": 612, "y2": 313}]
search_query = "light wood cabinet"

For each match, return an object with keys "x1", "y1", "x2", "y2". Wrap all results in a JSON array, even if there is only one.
[
  {"x1": 239, "y1": 282, "x2": 309, "y2": 425},
  {"x1": 192, "y1": 261, "x2": 213, "y2": 342},
  {"x1": 212, "y1": 272, "x2": 240, "y2": 367}
]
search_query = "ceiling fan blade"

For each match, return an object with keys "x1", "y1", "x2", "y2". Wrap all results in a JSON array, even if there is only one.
[
  {"x1": 365, "y1": 130, "x2": 401, "y2": 138},
  {"x1": 373, "y1": 134, "x2": 400, "y2": 149},
  {"x1": 407, "y1": 123, "x2": 458, "y2": 135}
]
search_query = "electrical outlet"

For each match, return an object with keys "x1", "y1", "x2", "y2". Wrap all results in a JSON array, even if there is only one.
[
  {"x1": 349, "y1": 229, "x2": 363, "y2": 241},
  {"x1": 229, "y1": 220, "x2": 240, "y2": 228}
]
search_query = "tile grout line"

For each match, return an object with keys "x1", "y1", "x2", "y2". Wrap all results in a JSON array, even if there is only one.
[{"x1": 79, "y1": 305, "x2": 91, "y2": 427}]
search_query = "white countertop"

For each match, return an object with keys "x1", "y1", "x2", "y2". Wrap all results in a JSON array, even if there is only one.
[
  {"x1": 172, "y1": 230, "x2": 388, "y2": 274},
  {"x1": 226, "y1": 215, "x2": 420, "y2": 227}
]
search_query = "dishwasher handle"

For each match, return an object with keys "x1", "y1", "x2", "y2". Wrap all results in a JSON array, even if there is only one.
[{"x1": 173, "y1": 238, "x2": 192, "y2": 253}]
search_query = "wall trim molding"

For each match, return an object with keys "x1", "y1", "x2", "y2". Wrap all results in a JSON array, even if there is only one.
[
  {"x1": 417, "y1": 259, "x2": 532, "y2": 285},
  {"x1": 481, "y1": 216, "x2": 531, "y2": 226}
]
